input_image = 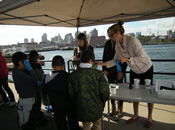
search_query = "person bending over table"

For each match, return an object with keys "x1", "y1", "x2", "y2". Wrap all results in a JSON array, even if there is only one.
[{"x1": 96, "y1": 20, "x2": 154, "y2": 128}]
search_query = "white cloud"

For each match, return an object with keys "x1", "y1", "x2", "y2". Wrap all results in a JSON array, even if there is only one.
[{"x1": 125, "y1": 17, "x2": 175, "y2": 35}]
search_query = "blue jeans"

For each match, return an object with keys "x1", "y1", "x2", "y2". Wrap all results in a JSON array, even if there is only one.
[{"x1": 0, "y1": 77, "x2": 15, "y2": 102}]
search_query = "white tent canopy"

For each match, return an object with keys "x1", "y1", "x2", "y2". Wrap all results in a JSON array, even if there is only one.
[{"x1": 0, "y1": 0, "x2": 175, "y2": 27}]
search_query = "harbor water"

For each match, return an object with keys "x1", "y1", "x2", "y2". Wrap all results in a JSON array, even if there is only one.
[
  {"x1": 39, "y1": 43, "x2": 175, "y2": 83},
  {"x1": 8, "y1": 43, "x2": 175, "y2": 83}
]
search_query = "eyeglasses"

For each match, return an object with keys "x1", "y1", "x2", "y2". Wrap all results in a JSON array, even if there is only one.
[{"x1": 108, "y1": 31, "x2": 117, "y2": 38}]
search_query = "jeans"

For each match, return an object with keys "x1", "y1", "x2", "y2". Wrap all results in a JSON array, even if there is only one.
[{"x1": 0, "y1": 77, "x2": 15, "y2": 102}]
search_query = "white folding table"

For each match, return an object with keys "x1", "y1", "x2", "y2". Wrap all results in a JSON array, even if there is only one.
[{"x1": 107, "y1": 83, "x2": 175, "y2": 130}]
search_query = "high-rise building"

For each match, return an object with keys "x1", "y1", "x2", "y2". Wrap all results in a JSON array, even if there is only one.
[
  {"x1": 31, "y1": 38, "x2": 34, "y2": 43},
  {"x1": 42, "y1": 33, "x2": 48, "y2": 42},
  {"x1": 24, "y1": 38, "x2": 28, "y2": 43},
  {"x1": 167, "y1": 30, "x2": 172, "y2": 39},
  {"x1": 172, "y1": 31, "x2": 175, "y2": 38},
  {"x1": 64, "y1": 33, "x2": 73, "y2": 44},
  {"x1": 89, "y1": 28, "x2": 98, "y2": 37},
  {"x1": 58, "y1": 34, "x2": 63, "y2": 43}
]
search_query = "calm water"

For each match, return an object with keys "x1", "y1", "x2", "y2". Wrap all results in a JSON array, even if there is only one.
[{"x1": 40, "y1": 43, "x2": 175, "y2": 83}]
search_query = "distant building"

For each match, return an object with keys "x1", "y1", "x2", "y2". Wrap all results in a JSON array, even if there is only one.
[
  {"x1": 31, "y1": 38, "x2": 34, "y2": 43},
  {"x1": 172, "y1": 31, "x2": 175, "y2": 38},
  {"x1": 167, "y1": 30, "x2": 172, "y2": 39},
  {"x1": 136, "y1": 32, "x2": 141, "y2": 37},
  {"x1": 24, "y1": 38, "x2": 28, "y2": 43},
  {"x1": 89, "y1": 28, "x2": 98, "y2": 38},
  {"x1": 89, "y1": 36, "x2": 106, "y2": 47},
  {"x1": 57, "y1": 34, "x2": 63, "y2": 43},
  {"x1": 18, "y1": 42, "x2": 38, "y2": 50},
  {"x1": 64, "y1": 33, "x2": 73, "y2": 44},
  {"x1": 42, "y1": 33, "x2": 48, "y2": 42},
  {"x1": 51, "y1": 34, "x2": 64, "y2": 44}
]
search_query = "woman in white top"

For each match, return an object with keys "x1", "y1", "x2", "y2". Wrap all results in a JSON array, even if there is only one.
[{"x1": 97, "y1": 20, "x2": 154, "y2": 128}]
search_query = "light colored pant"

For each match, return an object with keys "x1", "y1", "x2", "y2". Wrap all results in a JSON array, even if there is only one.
[{"x1": 82, "y1": 118, "x2": 101, "y2": 130}]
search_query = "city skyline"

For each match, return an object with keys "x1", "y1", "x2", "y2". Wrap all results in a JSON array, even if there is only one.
[{"x1": 0, "y1": 17, "x2": 175, "y2": 45}]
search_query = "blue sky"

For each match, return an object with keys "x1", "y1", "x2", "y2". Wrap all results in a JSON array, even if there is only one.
[{"x1": 0, "y1": 17, "x2": 175, "y2": 45}]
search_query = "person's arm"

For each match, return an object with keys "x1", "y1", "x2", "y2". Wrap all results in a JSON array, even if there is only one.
[
  {"x1": 23, "y1": 60, "x2": 38, "y2": 84},
  {"x1": 104, "y1": 45, "x2": 118, "y2": 68},
  {"x1": 73, "y1": 48, "x2": 80, "y2": 61},
  {"x1": 117, "y1": 62, "x2": 127, "y2": 81}
]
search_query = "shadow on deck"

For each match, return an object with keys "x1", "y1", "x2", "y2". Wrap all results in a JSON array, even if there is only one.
[{"x1": 0, "y1": 103, "x2": 175, "y2": 130}]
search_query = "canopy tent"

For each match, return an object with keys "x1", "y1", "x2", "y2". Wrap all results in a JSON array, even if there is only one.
[{"x1": 0, "y1": 0, "x2": 175, "y2": 27}]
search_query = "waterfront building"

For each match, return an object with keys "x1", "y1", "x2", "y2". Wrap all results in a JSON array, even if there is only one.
[
  {"x1": 24, "y1": 38, "x2": 28, "y2": 43},
  {"x1": 89, "y1": 28, "x2": 98, "y2": 38},
  {"x1": 167, "y1": 30, "x2": 172, "y2": 39},
  {"x1": 89, "y1": 36, "x2": 106, "y2": 47}
]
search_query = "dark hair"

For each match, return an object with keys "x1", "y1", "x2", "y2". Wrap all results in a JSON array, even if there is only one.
[
  {"x1": 107, "y1": 26, "x2": 112, "y2": 34},
  {"x1": 111, "y1": 20, "x2": 125, "y2": 35},
  {"x1": 77, "y1": 33, "x2": 88, "y2": 49},
  {"x1": 29, "y1": 50, "x2": 38, "y2": 58},
  {"x1": 29, "y1": 50, "x2": 39, "y2": 61},
  {"x1": 80, "y1": 49, "x2": 95, "y2": 63},
  {"x1": 52, "y1": 55, "x2": 65, "y2": 66},
  {"x1": 12, "y1": 52, "x2": 27, "y2": 67}
]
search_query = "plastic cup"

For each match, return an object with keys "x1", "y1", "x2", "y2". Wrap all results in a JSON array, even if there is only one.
[
  {"x1": 134, "y1": 78, "x2": 140, "y2": 88},
  {"x1": 145, "y1": 79, "x2": 151, "y2": 86},
  {"x1": 145, "y1": 79, "x2": 151, "y2": 89},
  {"x1": 110, "y1": 84, "x2": 117, "y2": 94}
]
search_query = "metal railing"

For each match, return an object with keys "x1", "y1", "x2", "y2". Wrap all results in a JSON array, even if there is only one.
[
  {"x1": 6, "y1": 58, "x2": 175, "y2": 83},
  {"x1": 67, "y1": 59, "x2": 175, "y2": 75}
]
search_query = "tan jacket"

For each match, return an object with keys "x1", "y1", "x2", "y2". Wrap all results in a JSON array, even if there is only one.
[{"x1": 106, "y1": 35, "x2": 152, "y2": 74}]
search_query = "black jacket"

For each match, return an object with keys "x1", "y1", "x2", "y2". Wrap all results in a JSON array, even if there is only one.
[{"x1": 102, "y1": 40, "x2": 127, "y2": 82}]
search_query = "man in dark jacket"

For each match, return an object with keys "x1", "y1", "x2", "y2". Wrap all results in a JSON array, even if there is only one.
[
  {"x1": 102, "y1": 27, "x2": 127, "y2": 116},
  {"x1": 68, "y1": 50, "x2": 109, "y2": 130}
]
